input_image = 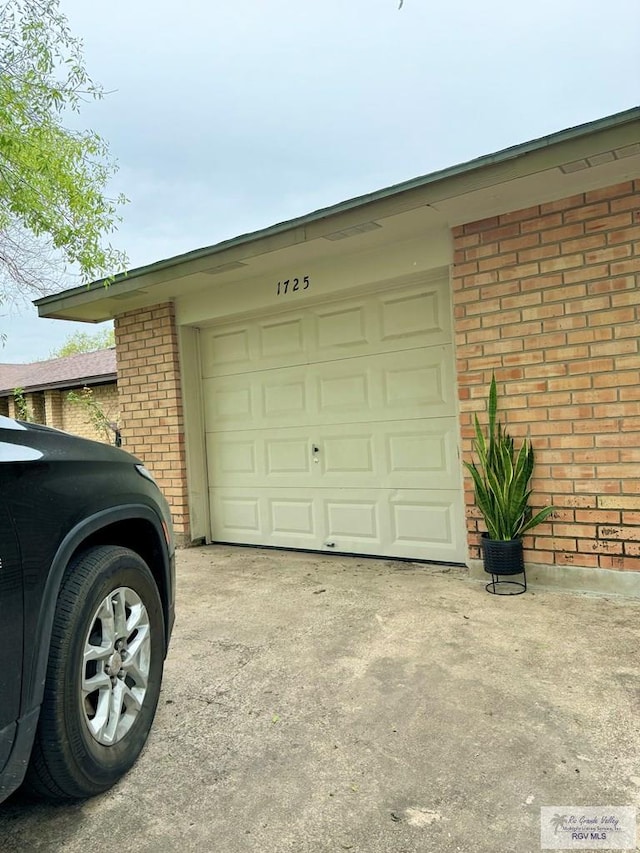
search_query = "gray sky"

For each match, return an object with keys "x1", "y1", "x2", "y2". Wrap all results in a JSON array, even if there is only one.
[{"x1": 2, "y1": 0, "x2": 639, "y2": 361}]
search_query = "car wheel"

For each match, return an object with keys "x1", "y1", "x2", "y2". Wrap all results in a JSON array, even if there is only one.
[{"x1": 24, "y1": 546, "x2": 165, "y2": 800}]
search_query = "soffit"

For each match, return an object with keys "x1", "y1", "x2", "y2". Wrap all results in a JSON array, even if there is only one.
[{"x1": 37, "y1": 117, "x2": 640, "y2": 323}]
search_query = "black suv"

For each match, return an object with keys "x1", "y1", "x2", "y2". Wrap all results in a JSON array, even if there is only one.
[{"x1": 0, "y1": 416, "x2": 175, "y2": 803}]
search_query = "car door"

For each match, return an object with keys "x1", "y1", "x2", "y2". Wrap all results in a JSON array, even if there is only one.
[{"x1": 0, "y1": 496, "x2": 23, "y2": 771}]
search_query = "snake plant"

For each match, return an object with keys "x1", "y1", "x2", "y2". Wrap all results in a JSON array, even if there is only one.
[{"x1": 464, "y1": 375, "x2": 554, "y2": 541}]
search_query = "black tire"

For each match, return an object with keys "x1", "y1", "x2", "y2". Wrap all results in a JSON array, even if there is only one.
[{"x1": 24, "y1": 546, "x2": 165, "y2": 801}]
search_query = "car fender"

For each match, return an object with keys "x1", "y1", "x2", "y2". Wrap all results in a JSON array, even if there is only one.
[{"x1": 22, "y1": 503, "x2": 170, "y2": 717}]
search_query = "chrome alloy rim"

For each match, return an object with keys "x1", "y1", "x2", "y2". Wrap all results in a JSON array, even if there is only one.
[{"x1": 81, "y1": 586, "x2": 151, "y2": 745}]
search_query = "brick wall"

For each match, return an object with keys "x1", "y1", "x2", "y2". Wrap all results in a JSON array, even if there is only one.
[
  {"x1": 114, "y1": 302, "x2": 189, "y2": 541},
  {"x1": 44, "y1": 389, "x2": 63, "y2": 429},
  {"x1": 453, "y1": 180, "x2": 640, "y2": 573},
  {"x1": 61, "y1": 383, "x2": 119, "y2": 443},
  {"x1": 4, "y1": 390, "x2": 44, "y2": 424},
  {"x1": 30, "y1": 391, "x2": 45, "y2": 423},
  {"x1": 0, "y1": 385, "x2": 118, "y2": 443}
]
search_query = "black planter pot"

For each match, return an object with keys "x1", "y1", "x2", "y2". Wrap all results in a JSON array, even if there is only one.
[
  {"x1": 481, "y1": 534, "x2": 524, "y2": 575},
  {"x1": 481, "y1": 534, "x2": 526, "y2": 594}
]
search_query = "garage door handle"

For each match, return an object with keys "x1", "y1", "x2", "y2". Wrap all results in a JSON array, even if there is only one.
[{"x1": 312, "y1": 444, "x2": 320, "y2": 464}]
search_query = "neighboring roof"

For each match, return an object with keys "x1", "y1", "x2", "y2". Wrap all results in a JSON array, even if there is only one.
[
  {"x1": 0, "y1": 348, "x2": 117, "y2": 395},
  {"x1": 35, "y1": 105, "x2": 640, "y2": 323}
]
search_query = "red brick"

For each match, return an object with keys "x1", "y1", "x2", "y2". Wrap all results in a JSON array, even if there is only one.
[
  {"x1": 585, "y1": 182, "x2": 634, "y2": 203},
  {"x1": 609, "y1": 258, "x2": 640, "y2": 276},
  {"x1": 497, "y1": 262, "x2": 540, "y2": 282},
  {"x1": 563, "y1": 202, "x2": 609, "y2": 223},
  {"x1": 585, "y1": 244, "x2": 633, "y2": 264},
  {"x1": 562, "y1": 234, "x2": 607, "y2": 254},
  {"x1": 478, "y1": 252, "x2": 518, "y2": 271},
  {"x1": 563, "y1": 264, "x2": 610, "y2": 285},
  {"x1": 579, "y1": 539, "x2": 624, "y2": 555},
  {"x1": 611, "y1": 289, "x2": 640, "y2": 307},
  {"x1": 463, "y1": 271, "x2": 499, "y2": 287},
  {"x1": 521, "y1": 213, "x2": 563, "y2": 233},
  {"x1": 454, "y1": 260, "x2": 479, "y2": 277},
  {"x1": 556, "y1": 552, "x2": 600, "y2": 568},
  {"x1": 540, "y1": 193, "x2": 585, "y2": 214},
  {"x1": 585, "y1": 212, "x2": 633, "y2": 233},
  {"x1": 500, "y1": 292, "x2": 542, "y2": 310},
  {"x1": 522, "y1": 304, "x2": 564, "y2": 322},
  {"x1": 539, "y1": 254, "x2": 584, "y2": 273},
  {"x1": 463, "y1": 216, "x2": 500, "y2": 235},
  {"x1": 589, "y1": 307, "x2": 636, "y2": 327},
  {"x1": 499, "y1": 233, "x2": 540, "y2": 253},
  {"x1": 499, "y1": 204, "x2": 541, "y2": 224},
  {"x1": 543, "y1": 315, "x2": 587, "y2": 333},
  {"x1": 479, "y1": 223, "x2": 522, "y2": 243},
  {"x1": 521, "y1": 273, "x2": 563, "y2": 291},
  {"x1": 479, "y1": 281, "x2": 521, "y2": 300},
  {"x1": 607, "y1": 224, "x2": 640, "y2": 244},
  {"x1": 542, "y1": 278, "x2": 587, "y2": 304},
  {"x1": 567, "y1": 328, "x2": 612, "y2": 345},
  {"x1": 534, "y1": 536, "x2": 577, "y2": 552},
  {"x1": 464, "y1": 242, "x2": 499, "y2": 261},
  {"x1": 540, "y1": 223, "x2": 585, "y2": 244},
  {"x1": 610, "y1": 194, "x2": 640, "y2": 213},
  {"x1": 456, "y1": 232, "x2": 480, "y2": 248}
]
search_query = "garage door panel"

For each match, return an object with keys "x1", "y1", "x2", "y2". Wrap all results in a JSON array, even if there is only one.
[
  {"x1": 390, "y1": 491, "x2": 464, "y2": 559},
  {"x1": 315, "y1": 304, "x2": 368, "y2": 350},
  {"x1": 203, "y1": 345, "x2": 455, "y2": 431},
  {"x1": 318, "y1": 370, "x2": 371, "y2": 414},
  {"x1": 263, "y1": 378, "x2": 307, "y2": 418},
  {"x1": 210, "y1": 489, "x2": 317, "y2": 547},
  {"x1": 216, "y1": 439, "x2": 257, "y2": 475},
  {"x1": 219, "y1": 495, "x2": 261, "y2": 534},
  {"x1": 271, "y1": 499, "x2": 315, "y2": 536},
  {"x1": 319, "y1": 421, "x2": 459, "y2": 489},
  {"x1": 201, "y1": 280, "x2": 452, "y2": 378},
  {"x1": 210, "y1": 487, "x2": 464, "y2": 560},
  {"x1": 385, "y1": 420, "x2": 458, "y2": 483},
  {"x1": 379, "y1": 288, "x2": 448, "y2": 341},
  {"x1": 325, "y1": 499, "x2": 380, "y2": 541},
  {"x1": 213, "y1": 383, "x2": 253, "y2": 419},
  {"x1": 266, "y1": 438, "x2": 311, "y2": 474},
  {"x1": 387, "y1": 348, "x2": 453, "y2": 411},
  {"x1": 259, "y1": 316, "x2": 305, "y2": 359},
  {"x1": 384, "y1": 363, "x2": 440, "y2": 407},
  {"x1": 208, "y1": 433, "x2": 310, "y2": 485},
  {"x1": 206, "y1": 327, "x2": 251, "y2": 368},
  {"x1": 207, "y1": 419, "x2": 459, "y2": 490},
  {"x1": 388, "y1": 431, "x2": 446, "y2": 474},
  {"x1": 323, "y1": 435, "x2": 374, "y2": 475}
]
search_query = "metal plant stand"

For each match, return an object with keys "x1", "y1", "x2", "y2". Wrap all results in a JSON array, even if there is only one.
[
  {"x1": 485, "y1": 568, "x2": 527, "y2": 595},
  {"x1": 481, "y1": 535, "x2": 527, "y2": 595}
]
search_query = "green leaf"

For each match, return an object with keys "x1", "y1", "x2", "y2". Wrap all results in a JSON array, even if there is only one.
[
  {"x1": 465, "y1": 373, "x2": 554, "y2": 540},
  {"x1": 0, "y1": 0, "x2": 128, "y2": 289},
  {"x1": 50, "y1": 327, "x2": 114, "y2": 357}
]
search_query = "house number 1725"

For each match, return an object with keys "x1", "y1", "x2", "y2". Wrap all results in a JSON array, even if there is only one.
[{"x1": 277, "y1": 276, "x2": 310, "y2": 296}]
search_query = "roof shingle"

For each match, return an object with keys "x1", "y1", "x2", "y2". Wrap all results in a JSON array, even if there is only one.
[{"x1": 0, "y1": 348, "x2": 116, "y2": 395}]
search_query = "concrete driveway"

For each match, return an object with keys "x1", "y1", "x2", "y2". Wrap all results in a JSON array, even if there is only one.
[{"x1": 1, "y1": 545, "x2": 639, "y2": 852}]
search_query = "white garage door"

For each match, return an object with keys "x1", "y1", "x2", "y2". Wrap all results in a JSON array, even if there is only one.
[{"x1": 200, "y1": 278, "x2": 466, "y2": 562}]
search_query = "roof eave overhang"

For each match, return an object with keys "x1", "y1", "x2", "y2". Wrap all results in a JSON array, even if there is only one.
[
  {"x1": 36, "y1": 106, "x2": 640, "y2": 323},
  {"x1": 0, "y1": 373, "x2": 117, "y2": 396}
]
